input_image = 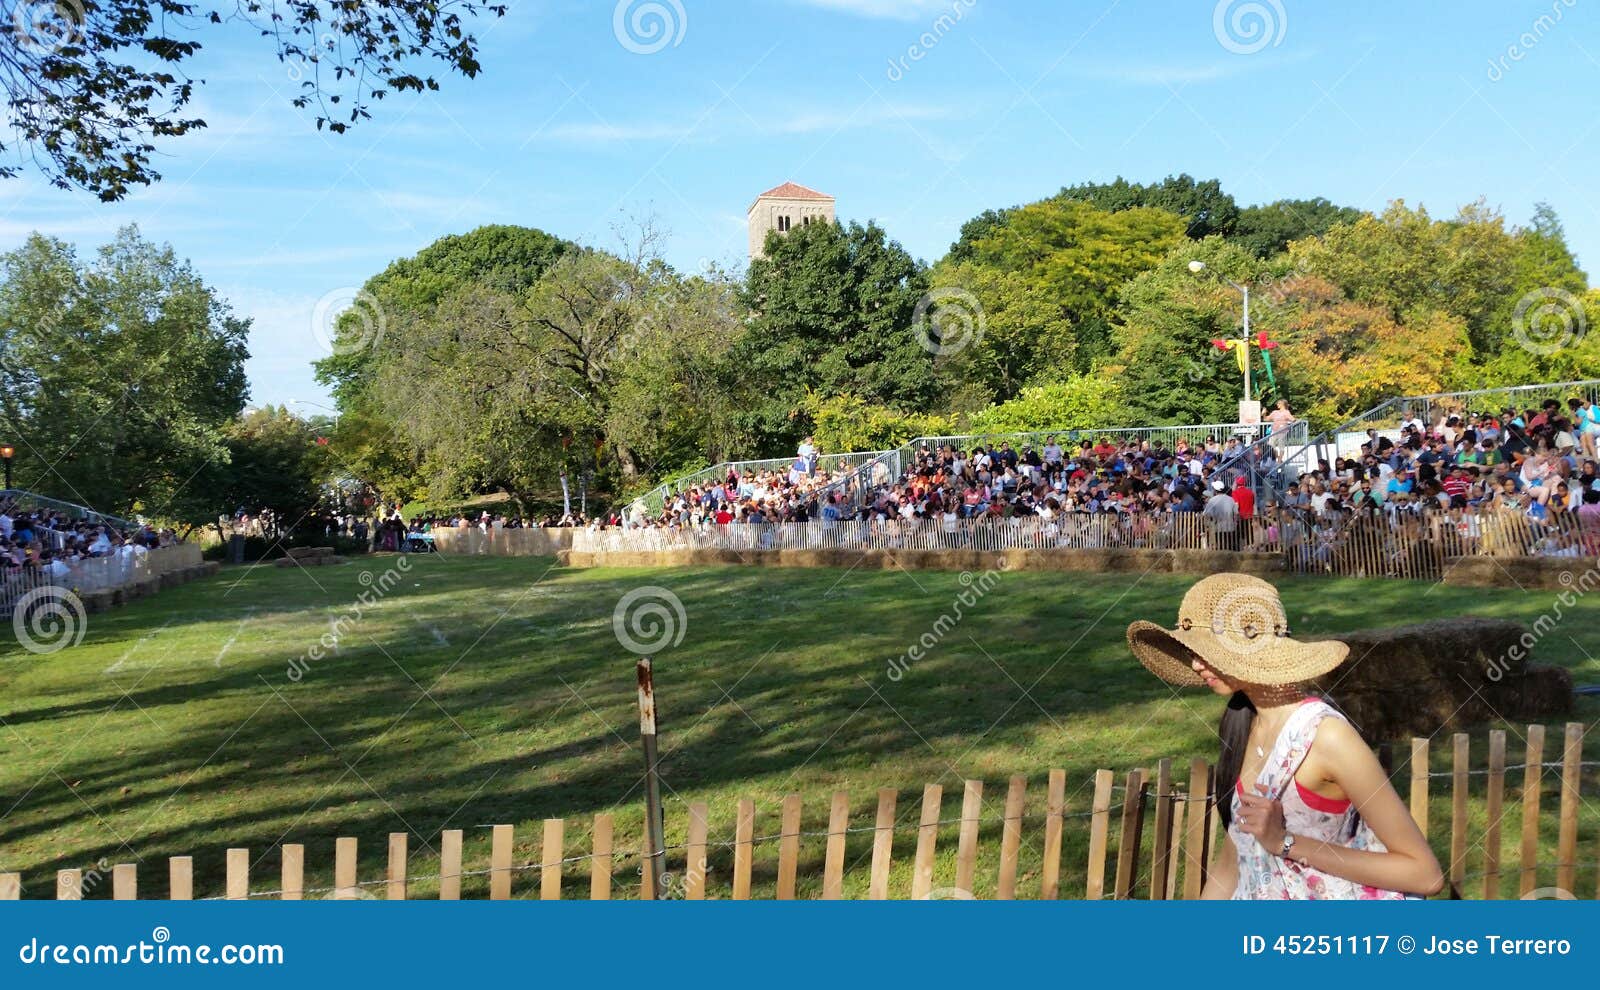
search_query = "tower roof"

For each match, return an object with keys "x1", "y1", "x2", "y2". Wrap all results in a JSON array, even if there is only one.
[{"x1": 748, "y1": 182, "x2": 834, "y2": 212}]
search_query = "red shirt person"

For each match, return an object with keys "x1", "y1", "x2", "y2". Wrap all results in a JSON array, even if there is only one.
[{"x1": 1231, "y1": 475, "x2": 1256, "y2": 519}]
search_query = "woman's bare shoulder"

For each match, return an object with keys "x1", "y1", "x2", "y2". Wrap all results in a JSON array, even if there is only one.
[{"x1": 1305, "y1": 710, "x2": 1376, "y2": 770}]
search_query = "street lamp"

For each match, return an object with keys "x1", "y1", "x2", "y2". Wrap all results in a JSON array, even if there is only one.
[
  {"x1": 1188, "y1": 260, "x2": 1256, "y2": 424},
  {"x1": 288, "y1": 398, "x2": 338, "y2": 416},
  {"x1": 0, "y1": 445, "x2": 12, "y2": 490}
]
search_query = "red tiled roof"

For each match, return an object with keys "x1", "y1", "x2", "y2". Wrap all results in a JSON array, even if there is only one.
[{"x1": 751, "y1": 182, "x2": 834, "y2": 207}]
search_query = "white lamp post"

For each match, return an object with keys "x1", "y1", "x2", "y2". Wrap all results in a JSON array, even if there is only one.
[{"x1": 1188, "y1": 260, "x2": 1256, "y2": 425}]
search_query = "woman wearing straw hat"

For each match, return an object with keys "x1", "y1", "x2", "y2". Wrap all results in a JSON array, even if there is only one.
[{"x1": 1127, "y1": 573, "x2": 1444, "y2": 899}]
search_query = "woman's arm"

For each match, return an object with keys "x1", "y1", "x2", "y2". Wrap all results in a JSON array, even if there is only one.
[
  {"x1": 1240, "y1": 718, "x2": 1444, "y2": 896},
  {"x1": 1200, "y1": 832, "x2": 1240, "y2": 900}
]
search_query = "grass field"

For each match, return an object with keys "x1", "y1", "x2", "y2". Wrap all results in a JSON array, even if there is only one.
[{"x1": 2, "y1": 553, "x2": 1598, "y2": 900}]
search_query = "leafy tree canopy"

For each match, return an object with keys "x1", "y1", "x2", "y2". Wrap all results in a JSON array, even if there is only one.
[
  {"x1": 0, "y1": 225, "x2": 248, "y2": 517},
  {"x1": 1, "y1": 0, "x2": 506, "y2": 200},
  {"x1": 738, "y1": 219, "x2": 937, "y2": 451}
]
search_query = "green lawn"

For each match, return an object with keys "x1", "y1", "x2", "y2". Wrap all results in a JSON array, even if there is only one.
[{"x1": 1, "y1": 554, "x2": 1597, "y2": 900}]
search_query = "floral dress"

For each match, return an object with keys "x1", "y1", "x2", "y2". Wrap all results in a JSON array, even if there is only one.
[{"x1": 1227, "y1": 699, "x2": 1407, "y2": 900}]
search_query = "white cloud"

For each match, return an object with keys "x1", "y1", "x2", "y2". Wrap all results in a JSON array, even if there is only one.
[
  {"x1": 1062, "y1": 49, "x2": 1316, "y2": 87},
  {"x1": 794, "y1": 0, "x2": 956, "y2": 20},
  {"x1": 540, "y1": 101, "x2": 960, "y2": 145}
]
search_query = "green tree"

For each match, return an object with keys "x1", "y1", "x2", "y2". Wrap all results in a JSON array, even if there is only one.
[
  {"x1": 1110, "y1": 239, "x2": 1276, "y2": 425},
  {"x1": 1231, "y1": 198, "x2": 1365, "y2": 258},
  {"x1": 927, "y1": 260, "x2": 1075, "y2": 400},
  {"x1": 0, "y1": 226, "x2": 249, "y2": 517},
  {"x1": 799, "y1": 392, "x2": 953, "y2": 452},
  {"x1": 214, "y1": 406, "x2": 333, "y2": 528},
  {"x1": 966, "y1": 375, "x2": 1123, "y2": 433},
  {"x1": 313, "y1": 224, "x2": 574, "y2": 503},
  {"x1": 1056, "y1": 173, "x2": 1241, "y2": 239},
  {"x1": 361, "y1": 244, "x2": 745, "y2": 506},
  {"x1": 3, "y1": 0, "x2": 507, "y2": 200},
  {"x1": 1290, "y1": 200, "x2": 1520, "y2": 354},
  {"x1": 948, "y1": 198, "x2": 1187, "y2": 373},
  {"x1": 738, "y1": 220, "x2": 936, "y2": 450}
]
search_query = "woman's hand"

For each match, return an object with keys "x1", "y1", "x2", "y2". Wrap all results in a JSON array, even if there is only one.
[{"x1": 1236, "y1": 786, "x2": 1287, "y2": 854}]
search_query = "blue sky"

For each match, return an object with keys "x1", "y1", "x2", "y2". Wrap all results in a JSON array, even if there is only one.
[{"x1": 2, "y1": 0, "x2": 1595, "y2": 409}]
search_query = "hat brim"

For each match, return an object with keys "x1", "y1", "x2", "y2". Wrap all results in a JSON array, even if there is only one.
[{"x1": 1127, "y1": 620, "x2": 1349, "y2": 688}]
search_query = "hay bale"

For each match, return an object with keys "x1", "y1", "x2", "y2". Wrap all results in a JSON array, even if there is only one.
[
  {"x1": 1171, "y1": 549, "x2": 1236, "y2": 576},
  {"x1": 1310, "y1": 618, "x2": 1571, "y2": 740},
  {"x1": 284, "y1": 546, "x2": 335, "y2": 560},
  {"x1": 1508, "y1": 665, "x2": 1575, "y2": 720}
]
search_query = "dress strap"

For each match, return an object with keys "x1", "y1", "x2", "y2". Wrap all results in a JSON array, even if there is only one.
[{"x1": 1257, "y1": 699, "x2": 1341, "y2": 800}]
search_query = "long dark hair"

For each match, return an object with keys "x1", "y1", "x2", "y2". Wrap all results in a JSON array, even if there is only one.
[{"x1": 1214, "y1": 691, "x2": 1256, "y2": 829}]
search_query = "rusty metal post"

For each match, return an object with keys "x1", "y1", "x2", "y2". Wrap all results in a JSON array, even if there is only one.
[{"x1": 637, "y1": 657, "x2": 667, "y2": 900}]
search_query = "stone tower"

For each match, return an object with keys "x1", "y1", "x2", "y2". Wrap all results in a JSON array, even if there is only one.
[{"x1": 747, "y1": 182, "x2": 836, "y2": 259}]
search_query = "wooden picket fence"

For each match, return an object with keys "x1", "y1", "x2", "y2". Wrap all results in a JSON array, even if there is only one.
[{"x1": 0, "y1": 723, "x2": 1592, "y2": 901}]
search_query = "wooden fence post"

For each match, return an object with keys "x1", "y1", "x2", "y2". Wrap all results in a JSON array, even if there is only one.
[
  {"x1": 388, "y1": 834, "x2": 408, "y2": 900},
  {"x1": 1149, "y1": 759, "x2": 1174, "y2": 900},
  {"x1": 636, "y1": 657, "x2": 667, "y2": 901},
  {"x1": 1165, "y1": 789, "x2": 1186, "y2": 900},
  {"x1": 439, "y1": 831, "x2": 462, "y2": 901},
  {"x1": 1450, "y1": 734, "x2": 1468, "y2": 895},
  {"x1": 733, "y1": 798, "x2": 755, "y2": 900},
  {"x1": 868, "y1": 788, "x2": 897, "y2": 900},
  {"x1": 1483, "y1": 732, "x2": 1505, "y2": 900},
  {"x1": 169, "y1": 857, "x2": 193, "y2": 901},
  {"x1": 489, "y1": 825, "x2": 512, "y2": 900},
  {"x1": 1085, "y1": 769, "x2": 1115, "y2": 899},
  {"x1": 955, "y1": 780, "x2": 983, "y2": 897},
  {"x1": 542, "y1": 819, "x2": 564, "y2": 901},
  {"x1": 778, "y1": 794, "x2": 803, "y2": 900},
  {"x1": 823, "y1": 791, "x2": 849, "y2": 900},
  {"x1": 335, "y1": 837, "x2": 358, "y2": 899},
  {"x1": 1410, "y1": 737, "x2": 1430, "y2": 836},
  {"x1": 996, "y1": 776, "x2": 1026, "y2": 900},
  {"x1": 1519, "y1": 725, "x2": 1545, "y2": 896},
  {"x1": 112, "y1": 863, "x2": 136, "y2": 900},
  {"x1": 1557, "y1": 722, "x2": 1582, "y2": 894},
  {"x1": 1182, "y1": 759, "x2": 1212, "y2": 901},
  {"x1": 1113, "y1": 769, "x2": 1148, "y2": 900},
  {"x1": 226, "y1": 848, "x2": 249, "y2": 900},
  {"x1": 0, "y1": 874, "x2": 19, "y2": 900},
  {"x1": 910, "y1": 784, "x2": 942, "y2": 899},
  {"x1": 685, "y1": 804, "x2": 708, "y2": 901},
  {"x1": 57, "y1": 869, "x2": 81, "y2": 900},
  {"x1": 590, "y1": 815, "x2": 613, "y2": 901},
  {"x1": 1041, "y1": 769, "x2": 1066, "y2": 900},
  {"x1": 282, "y1": 844, "x2": 305, "y2": 901}
]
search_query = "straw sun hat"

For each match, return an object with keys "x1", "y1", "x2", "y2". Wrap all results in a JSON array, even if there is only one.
[{"x1": 1126, "y1": 573, "x2": 1348, "y2": 688}]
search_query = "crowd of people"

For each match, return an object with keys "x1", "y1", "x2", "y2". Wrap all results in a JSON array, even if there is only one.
[
  {"x1": 254, "y1": 395, "x2": 1600, "y2": 566},
  {"x1": 598, "y1": 396, "x2": 1600, "y2": 561},
  {"x1": 1275, "y1": 396, "x2": 1600, "y2": 559},
  {"x1": 1, "y1": 500, "x2": 182, "y2": 581}
]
